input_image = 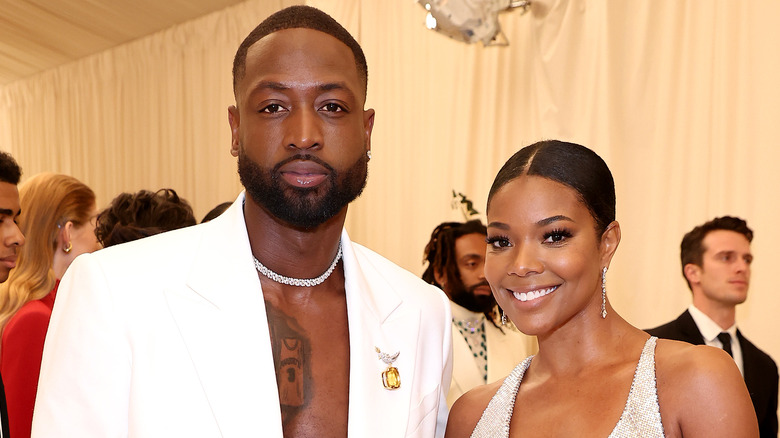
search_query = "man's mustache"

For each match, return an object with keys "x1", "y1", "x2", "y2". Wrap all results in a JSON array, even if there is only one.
[
  {"x1": 273, "y1": 154, "x2": 334, "y2": 174},
  {"x1": 467, "y1": 281, "x2": 491, "y2": 293}
]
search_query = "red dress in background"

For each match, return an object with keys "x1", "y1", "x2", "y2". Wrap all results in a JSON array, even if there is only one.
[{"x1": 1, "y1": 281, "x2": 58, "y2": 438}]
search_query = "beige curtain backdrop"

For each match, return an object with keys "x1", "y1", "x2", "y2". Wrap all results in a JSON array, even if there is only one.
[{"x1": 2, "y1": 0, "x2": 779, "y2": 386}]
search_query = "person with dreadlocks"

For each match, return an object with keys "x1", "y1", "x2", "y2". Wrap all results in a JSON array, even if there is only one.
[{"x1": 423, "y1": 220, "x2": 536, "y2": 407}]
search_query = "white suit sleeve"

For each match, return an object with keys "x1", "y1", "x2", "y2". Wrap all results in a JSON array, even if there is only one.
[
  {"x1": 32, "y1": 253, "x2": 131, "y2": 438},
  {"x1": 435, "y1": 292, "x2": 453, "y2": 438}
]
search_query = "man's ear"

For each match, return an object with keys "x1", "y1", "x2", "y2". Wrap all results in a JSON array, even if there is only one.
[
  {"x1": 363, "y1": 108, "x2": 375, "y2": 154},
  {"x1": 683, "y1": 263, "x2": 701, "y2": 286},
  {"x1": 433, "y1": 269, "x2": 446, "y2": 289},
  {"x1": 228, "y1": 105, "x2": 240, "y2": 157}
]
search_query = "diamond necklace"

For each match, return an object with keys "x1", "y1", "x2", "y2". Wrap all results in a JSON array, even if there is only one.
[{"x1": 253, "y1": 240, "x2": 343, "y2": 287}]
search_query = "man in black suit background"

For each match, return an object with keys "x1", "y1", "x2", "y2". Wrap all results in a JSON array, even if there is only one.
[{"x1": 647, "y1": 216, "x2": 778, "y2": 437}]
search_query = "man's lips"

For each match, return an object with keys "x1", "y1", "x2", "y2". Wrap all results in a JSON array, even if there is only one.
[
  {"x1": 509, "y1": 285, "x2": 559, "y2": 302},
  {"x1": 472, "y1": 285, "x2": 492, "y2": 296},
  {"x1": 279, "y1": 161, "x2": 328, "y2": 188}
]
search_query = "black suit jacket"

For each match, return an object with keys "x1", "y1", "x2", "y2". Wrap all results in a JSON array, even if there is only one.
[{"x1": 647, "y1": 310, "x2": 779, "y2": 438}]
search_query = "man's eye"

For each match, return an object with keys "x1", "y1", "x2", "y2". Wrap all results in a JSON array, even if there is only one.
[
  {"x1": 321, "y1": 103, "x2": 344, "y2": 112},
  {"x1": 261, "y1": 104, "x2": 284, "y2": 113}
]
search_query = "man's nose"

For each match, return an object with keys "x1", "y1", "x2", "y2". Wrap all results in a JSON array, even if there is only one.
[{"x1": 285, "y1": 108, "x2": 323, "y2": 151}]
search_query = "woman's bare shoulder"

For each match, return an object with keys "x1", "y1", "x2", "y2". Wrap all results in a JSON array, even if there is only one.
[
  {"x1": 653, "y1": 338, "x2": 759, "y2": 437},
  {"x1": 444, "y1": 379, "x2": 504, "y2": 438},
  {"x1": 654, "y1": 338, "x2": 739, "y2": 382}
]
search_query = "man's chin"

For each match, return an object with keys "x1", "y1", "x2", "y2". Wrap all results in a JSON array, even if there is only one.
[{"x1": 453, "y1": 294, "x2": 497, "y2": 314}]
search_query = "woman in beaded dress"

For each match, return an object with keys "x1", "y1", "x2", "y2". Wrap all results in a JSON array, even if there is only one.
[{"x1": 445, "y1": 141, "x2": 758, "y2": 438}]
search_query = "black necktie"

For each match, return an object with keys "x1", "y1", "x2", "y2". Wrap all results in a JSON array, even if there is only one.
[{"x1": 717, "y1": 332, "x2": 733, "y2": 357}]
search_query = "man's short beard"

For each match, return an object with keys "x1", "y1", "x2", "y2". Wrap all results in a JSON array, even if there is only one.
[
  {"x1": 451, "y1": 280, "x2": 497, "y2": 314},
  {"x1": 238, "y1": 150, "x2": 368, "y2": 229}
]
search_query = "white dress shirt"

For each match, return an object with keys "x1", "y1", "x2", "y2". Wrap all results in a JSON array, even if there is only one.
[{"x1": 688, "y1": 304, "x2": 744, "y2": 376}]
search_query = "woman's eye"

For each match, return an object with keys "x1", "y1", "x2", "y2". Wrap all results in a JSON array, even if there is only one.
[
  {"x1": 487, "y1": 237, "x2": 510, "y2": 248},
  {"x1": 545, "y1": 233, "x2": 565, "y2": 243},
  {"x1": 542, "y1": 229, "x2": 572, "y2": 244}
]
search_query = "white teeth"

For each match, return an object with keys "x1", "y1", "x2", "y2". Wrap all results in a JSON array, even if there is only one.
[{"x1": 512, "y1": 286, "x2": 557, "y2": 302}]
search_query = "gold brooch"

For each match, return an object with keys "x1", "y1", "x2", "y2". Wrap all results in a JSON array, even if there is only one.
[{"x1": 375, "y1": 347, "x2": 401, "y2": 390}]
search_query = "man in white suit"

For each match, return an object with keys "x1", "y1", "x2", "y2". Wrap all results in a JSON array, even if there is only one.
[
  {"x1": 31, "y1": 6, "x2": 452, "y2": 438},
  {"x1": 422, "y1": 220, "x2": 535, "y2": 407}
]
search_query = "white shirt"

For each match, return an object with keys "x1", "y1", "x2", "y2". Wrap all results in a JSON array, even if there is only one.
[
  {"x1": 688, "y1": 304, "x2": 744, "y2": 376},
  {"x1": 451, "y1": 303, "x2": 488, "y2": 383}
]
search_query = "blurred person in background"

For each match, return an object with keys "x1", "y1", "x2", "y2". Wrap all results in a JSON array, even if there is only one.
[
  {"x1": 647, "y1": 216, "x2": 777, "y2": 437},
  {"x1": 95, "y1": 188, "x2": 196, "y2": 248},
  {"x1": 0, "y1": 151, "x2": 25, "y2": 438},
  {"x1": 423, "y1": 219, "x2": 536, "y2": 407},
  {"x1": 200, "y1": 201, "x2": 232, "y2": 223},
  {"x1": 0, "y1": 173, "x2": 100, "y2": 438}
]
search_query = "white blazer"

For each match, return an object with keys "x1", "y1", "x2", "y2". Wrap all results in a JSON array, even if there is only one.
[
  {"x1": 32, "y1": 193, "x2": 452, "y2": 438},
  {"x1": 447, "y1": 303, "x2": 535, "y2": 407}
]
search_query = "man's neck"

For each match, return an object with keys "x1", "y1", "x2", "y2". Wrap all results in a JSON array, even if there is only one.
[
  {"x1": 691, "y1": 296, "x2": 736, "y2": 330},
  {"x1": 243, "y1": 195, "x2": 347, "y2": 279}
]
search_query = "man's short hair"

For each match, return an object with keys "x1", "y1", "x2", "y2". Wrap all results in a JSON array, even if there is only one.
[
  {"x1": 95, "y1": 189, "x2": 196, "y2": 247},
  {"x1": 0, "y1": 151, "x2": 22, "y2": 185},
  {"x1": 680, "y1": 216, "x2": 753, "y2": 289},
  {"x1": 232, "y1": 5, "x2": 368, "y2": 98}
]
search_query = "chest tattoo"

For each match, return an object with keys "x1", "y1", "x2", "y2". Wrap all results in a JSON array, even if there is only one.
[{"x1": 265, "y1": 300, "x2": 310, "y2": 423}]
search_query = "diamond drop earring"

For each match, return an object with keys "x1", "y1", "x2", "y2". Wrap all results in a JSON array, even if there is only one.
[{"x1": 601, "y1": 266, "x2": 608, "y2": 319}]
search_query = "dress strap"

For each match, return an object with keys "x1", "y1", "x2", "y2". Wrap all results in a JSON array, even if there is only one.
[
  {"x1": 608, "y1": 336, "x2": 665, "y2": 437},
  {"x1": 470, "y1": 355, "x2": 534, "y2": 438}
]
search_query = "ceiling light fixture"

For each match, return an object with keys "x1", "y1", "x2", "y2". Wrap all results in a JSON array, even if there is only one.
[{"x1": 418, "y1": 0, "x2": 531, "y2": 46}]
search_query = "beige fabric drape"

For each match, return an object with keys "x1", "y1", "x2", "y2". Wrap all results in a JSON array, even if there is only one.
[
  {"x1": 0, "y1": 0, "x2": 300, "y2": 222},
  {"x1": 2, "y1": 0, "x2": 779, "y2": 373}
]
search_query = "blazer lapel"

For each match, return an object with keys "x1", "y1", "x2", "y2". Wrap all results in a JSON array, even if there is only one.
[
  {"x1": 165, "y1": 195, "x2": 283, "y2": 437},
  {"x1": 451, "y1": 322, "x2": 483, "y2": 391},
  {"x1": 341, "y1": 231, "x2": 421, "y2": 438},
  {"x1": 737, "y1": 330, "x2": 761, "y2": 398},
  {"x1": 677, "y1": 310, "x2": 706, "y2": 345}
]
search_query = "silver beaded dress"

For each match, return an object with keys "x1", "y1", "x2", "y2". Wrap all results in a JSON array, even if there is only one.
[{"x1": 470, "y1": 336, "x2": 665, "y2": 438}]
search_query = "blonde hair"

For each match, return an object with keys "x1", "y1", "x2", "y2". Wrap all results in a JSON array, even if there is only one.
[{"x1": 0, "y1": 173, "x2": 95, "y2": 331}]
